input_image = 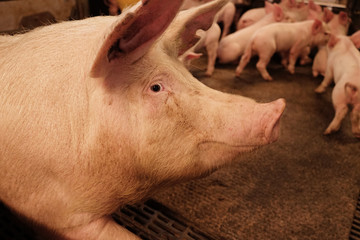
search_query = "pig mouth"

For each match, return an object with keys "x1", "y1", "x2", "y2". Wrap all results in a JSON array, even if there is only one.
[
  {"x1": 198, "y1": 107, "x2": 283, "y2": 150},
  {"x1": 197, "y1": 140, "x2": 261, "y2": 154}
]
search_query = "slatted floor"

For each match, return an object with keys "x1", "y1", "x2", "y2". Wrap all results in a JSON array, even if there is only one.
[
  {"x1": 0, "y1": 199, "x2": 215, "y2": 240},
  {"x1": 350, "y1": 192, "x2": 360, "y2": 240},
  {"x1": 113, "y1": 199, "x2": 216, "y2": 240}
]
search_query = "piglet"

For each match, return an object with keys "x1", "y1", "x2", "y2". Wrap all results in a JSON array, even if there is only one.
[
  {"x1": 0, "y1": 0, "x2": 285, "y2": 239},
  {"x1": 217, "y1": 2, "x2": 286, "y2": 64},
  {"x1": 179, "y1": 21, "x2": 221, "y2": 76},
  {"x1": 236, "y1": 19, "x2": 329, "y2": 80},
  {"x1": 237, "y1": 7, "x2": 266, "y2": 30},
  {"x1": 236, "y1": 0, "x2": 300, "y2": 30},
  {"x1": 314, "y1": 32, "x2": 360, "y2": 137},
  {"x1": 312, "y1": 10, "x2": 350, "y2": 77},
  {"x1": 217, "y1": 1, "x2": 236, "y2": 39},
  {"x1": 179, "y1": 1, "x2": 234, "y2": 76}
]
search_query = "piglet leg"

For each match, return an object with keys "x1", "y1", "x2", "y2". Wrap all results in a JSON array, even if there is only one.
[
  {"x1": 315, "y1": 65, "x2": 334, "y2": 93},
  {"x1": 205, "y1": 39, "x2": 219, "y2": 76},
  {"x1": 287, "y1": 40, "x2": 303, "y2": 74},
  {"x1": 256, "y1": 52, "x2": 273, "y2": 81},
  {"x1": 325, "y1": 104, "x2": 348, "y2": 135}
]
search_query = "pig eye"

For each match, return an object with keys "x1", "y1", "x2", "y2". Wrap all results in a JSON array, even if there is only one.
[{"x1": 150, "y1": 83, "x2": 162, "y2": 92}]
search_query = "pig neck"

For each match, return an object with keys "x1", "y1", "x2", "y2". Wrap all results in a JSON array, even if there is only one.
[{"x1": 0, "y1": 17, "x2": 134, "y2": 228}]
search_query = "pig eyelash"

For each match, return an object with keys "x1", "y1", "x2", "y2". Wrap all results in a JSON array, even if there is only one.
[{"x1": 150, "y1": 83, "x2": 163, "y2": 93}]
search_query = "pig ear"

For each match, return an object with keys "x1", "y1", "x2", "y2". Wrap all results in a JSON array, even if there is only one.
[
  {"x1": 350, "y1": 30, "x2": 360, "y2": 48},
  {"x1": 308, "y1": 0, "x2": 322, "y2": 13},
  {"x1": 161, "y1": 0, "x2": 228, "y2": 57},
  {"x1": 328, "y1": 34, "x2": 339, "y2": 48},
  {"x1": 338, "y1": 11, "x2": 349, "y2": 26},
  {"x1": 311, "y1": 19, "x2": 322, "y2": 35},
  {"x1": 272, "y1": 4, "x2": 284, "y2": 22},
  {"x1": 323, "y1": 8, "x2": 334, "y2": 23},
  {"x1": 287, "y1": 0, "x2": 296, "y2": 8},
  {"x1": 91, "y1": 0, "x2": 183, "y2": 77},
  {"x1": 265, "y1": 2, "x2": 274, "y2": 14},
  {"x1": 345, "y1": 82, "x2": 358, "y2": 104},
  {"x1": 297, "y1": 0, "x2": 305, "y2": 8}
]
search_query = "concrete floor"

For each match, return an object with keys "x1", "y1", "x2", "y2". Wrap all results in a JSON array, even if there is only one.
[{"x1": 153, "y1": 56, "x2": 360, "y2": 240}]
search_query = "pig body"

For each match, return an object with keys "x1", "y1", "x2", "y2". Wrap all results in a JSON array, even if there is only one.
[
  {"x1": 217, "y1": 2, "x2": 285, "y2": 64},
  {"x1": 237, "y1": 7, "x2": 266, "y2": 30},
  {"x1": 0, "y1": 0, "x2": 285, "y2": 239},
  {"x1": 312, "y1": 11, "x2": 350, "y2": 77},
  {"x1": 236, "y1": 0, "x2": 321, "y2": 30},
  {"x1": 315, "y1": 34, "x2": 360, "y2": 137},
  {"x1": 236, "y1": 19, "x2": 329, "y2": 80},
  {"x1": 217, "y1": 1, "x2": 236, "y2": 39}
]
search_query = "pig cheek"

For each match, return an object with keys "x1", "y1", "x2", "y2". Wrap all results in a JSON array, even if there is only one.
[{"x1": 139, "y1": 94, "x2": 198, "y2": 170}]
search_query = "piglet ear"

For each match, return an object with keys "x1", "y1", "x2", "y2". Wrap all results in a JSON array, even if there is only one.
[
  {"x1": 91, "y1": 0, "x2": 183, "y2": 77},
  {"x1": 350, "y1": 30, "x2": 360, "y2": 48},
  {"x1": 328, "y1": 34, "x2": 339, "y2": 48},
  {"x1": 264, "y1": 2, "x2": 274, "y2": 14},
  {"x1": 161, "y1": 0, "x2": 228, "y2": 57},
  {"x1": 308, "y1": 0, "x2": 322, "y2": 13},
  {"x1": 272, "y1": 4, "x2": 284, "y2": 22},
  {"x1": 311, "y1": 19, "x2": 322, "y2": 35},
  {"x1": 286, "y1": 0, "x2": 296, "y2": 8},
  {"x1": 338, "y1": 11, "x2": 349, "y2": 26},
  {"x1": 345, "y1": 82, "x2": 358, "y2": 104},
  {"x1": 323, "y1": 8, "x2": 334, "y2": 23}
]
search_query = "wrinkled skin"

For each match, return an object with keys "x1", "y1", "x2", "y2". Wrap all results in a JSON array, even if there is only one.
[
  {"x1": 236, "y1": 19, "x2": 330, "y2": 81},
  {"x1": 0, "y1": 0, "x2": 285, "y2": 239},
  {"x1": 315, "y1": 33, "x2": 360, "y2": 137}
]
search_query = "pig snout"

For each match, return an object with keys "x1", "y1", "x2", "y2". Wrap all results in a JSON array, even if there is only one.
[{"x1": 253, "y1": 98, "x2": 286, "y2": 144}]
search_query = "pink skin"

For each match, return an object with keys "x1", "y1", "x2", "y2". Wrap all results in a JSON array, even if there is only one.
[
  {"x1": 312, "y1": 11, "x2": 350, "y2": 77},
  {"x1": 179, "y1": 1, "x2": 228, "y2": 76},
  {"x1": 180, "y1": 0, "x2": 213, "y2": 10},
  {"x1": 0, "y1": 0, "x2": 285, "y2": 239},
  {"x1": 315, "y1": 33, "x2": 360, "y2": 137},
  {"x1": 217, "y1": 1, "x2": 236, "y2": 39},
  {"x1": 218, "y1": 2, "x2": 286, "y2": 64},
  {"x1": 236, "y1": 19, "x2": 330, "y2": 81},
  {"x1": 179, "y1": 22, "x2": 221, "y2": 76},
  {"x1": 235, "y1": 0, "x2": 297, "y2": 31},
  {"x1": 236, "y1": 0, "x2": 316, "y2": 31},
  {"x1": 237, "y1": 8, "x2": 266, "y2": 30}
]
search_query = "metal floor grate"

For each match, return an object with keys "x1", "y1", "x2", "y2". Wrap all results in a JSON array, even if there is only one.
[
  {"x1": 113, "y1": 199, "x2": 216, "y2": 240},
  {"x1": 0, "y1": 199, "x2": 215, "y2": 240},
  {"x1": 350, "y1": 193, "x2": 360, "y2": 240}
]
